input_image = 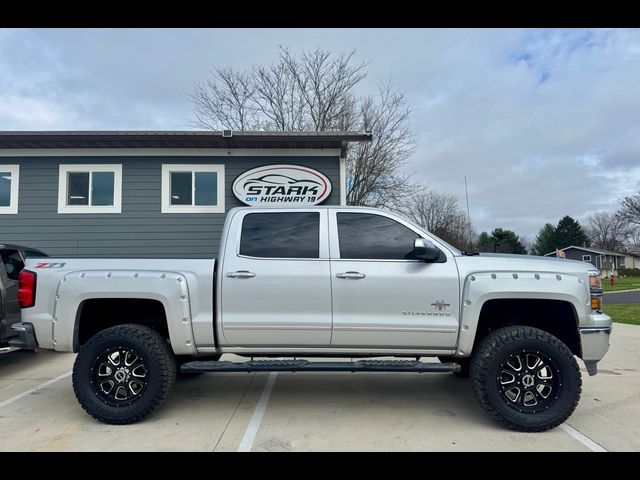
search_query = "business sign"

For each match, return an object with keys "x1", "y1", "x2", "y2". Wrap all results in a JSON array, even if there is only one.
[{"x1": 232, "y1": 165, "x2": 332, "y2": 206}]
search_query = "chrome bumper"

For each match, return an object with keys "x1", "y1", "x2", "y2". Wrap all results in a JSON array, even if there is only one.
[{"x1": 579, "y1": 324, "x2": 612, "y2": 376}]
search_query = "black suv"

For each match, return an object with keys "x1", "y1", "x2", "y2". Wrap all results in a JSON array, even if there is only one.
[{"x1": 0, "y1": 244, "x2": 47, "y2": 347}]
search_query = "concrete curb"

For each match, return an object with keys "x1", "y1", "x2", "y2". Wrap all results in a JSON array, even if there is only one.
[{"x1": 603, "y1": 288, "x2": 640, "y2": 294}]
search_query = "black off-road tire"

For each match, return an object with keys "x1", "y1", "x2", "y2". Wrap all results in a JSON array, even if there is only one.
[
  {"x1": 438, "y1": 356, "x2": 470, "y2": 378},
  {"x1": 470, "y1": 325, "x2": 581, "y2": 432},
  {"x1": 72, "y1": 324, "x2": 176, "y2": 425}
]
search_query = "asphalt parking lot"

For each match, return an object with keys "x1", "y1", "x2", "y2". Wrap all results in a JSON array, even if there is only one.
[{"x1": 0, "y1": 324, "x2": 638, "y2": 452}]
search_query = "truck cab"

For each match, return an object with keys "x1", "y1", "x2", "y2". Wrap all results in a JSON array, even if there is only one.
[{"x1": 218, "y1": 207, "x2": 460, "y2": 353}]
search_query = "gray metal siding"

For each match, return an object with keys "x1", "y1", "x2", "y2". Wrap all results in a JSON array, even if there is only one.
[
  {"x1": 563, "y1": 247, "x2": 617, "y2": 270},
  {"x1": 0, "y1": 156, "x2": 341, "y2": 258},
  {"x1": 563, "y1": 248, "x2": 596, "y2": 267}
]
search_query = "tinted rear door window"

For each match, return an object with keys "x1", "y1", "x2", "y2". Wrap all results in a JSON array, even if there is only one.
[
  {"x1": 240, "y1": 212, "x2": 320, "y2": 259},
  {"x1": 337, "y1": 213, "x2": 421, "y2": 260}
]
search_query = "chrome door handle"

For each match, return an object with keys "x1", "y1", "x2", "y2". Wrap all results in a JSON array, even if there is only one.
[
  {"x1": 336, "y1": 271, "x2": 366, "y2": 279},
  {"x1": 226, "y1": 271, "x2": 256, "y2": 278}
]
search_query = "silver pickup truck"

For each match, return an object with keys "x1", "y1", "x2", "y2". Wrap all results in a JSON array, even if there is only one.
[{"x1": 16, "y1": 206, "x2": 612, "y2": 431}]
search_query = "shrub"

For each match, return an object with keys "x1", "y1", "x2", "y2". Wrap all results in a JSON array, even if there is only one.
[{"x1": 618, "y1": 268, "x2": 640, "y2": 277}]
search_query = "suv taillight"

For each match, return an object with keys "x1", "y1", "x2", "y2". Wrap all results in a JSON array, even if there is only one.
[{"x1": 18, "y1": 270, "x2": 37, "y2": 308}]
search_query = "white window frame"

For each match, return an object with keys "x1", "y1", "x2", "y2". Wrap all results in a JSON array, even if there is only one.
[
  {"x1": 0, "y1": 165, "x2": 19, "y2": 214},
  {"x1": 582, "y1": 255, "x2": 592, "y2": 262},
  {"x1": 57, "y1": 164, "x2": 122, "y2": 214},
  {"x1": 161, "y1": 164, "x2": 225, "y2": 214}
]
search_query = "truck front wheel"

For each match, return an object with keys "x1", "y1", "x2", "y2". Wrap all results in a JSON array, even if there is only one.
[
  {"x1": 470, "y1": 325, "x2": 581, "y2": 432},
  {"x1": 72, "y1": 324, "x2": 177, "y2": 424}
]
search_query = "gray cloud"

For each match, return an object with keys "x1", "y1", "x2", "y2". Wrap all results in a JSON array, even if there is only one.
[{"x1": 1, "y1": 28, "x2": 639, "y2": 239}]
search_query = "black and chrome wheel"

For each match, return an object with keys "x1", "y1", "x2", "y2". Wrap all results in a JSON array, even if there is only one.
[
  {"x1": 470, "y1": 325, "x2": 581, "y2": 432},
  {"x1": 73, "y1": 324, "x2": 176, "y2": 425},
  {"x1": 92, "y1": 348, "x2": 149, "y2": 405},
  {"x1": 498, "y1": 351, "x2": 559, "y2": 413}
]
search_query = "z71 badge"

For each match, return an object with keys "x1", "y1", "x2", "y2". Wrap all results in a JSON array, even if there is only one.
[{"x1": 34, "y1": 262, "x2": 66, "y2": 268}]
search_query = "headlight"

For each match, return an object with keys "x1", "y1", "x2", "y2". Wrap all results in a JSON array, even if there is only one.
[{"x1": 588, "y1": 270, "x2": 603, "y2": 312}]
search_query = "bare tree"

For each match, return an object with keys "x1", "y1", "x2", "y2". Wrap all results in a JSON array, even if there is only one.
[
  {"x1": 191, "y1": 69, "x2": 258, "y2": 130},
  {"x1": 189, "y1": 48, "x2": 417, "y2": 209},
  {"x1": 190, "y1": 48, "x2": 367, "y2": 132},
  {"x1": 619, "y1": 193, "x2": 640, "y2": 228},
  {"x1": 586, "y1": 211, "x2": 628, "y2": 251},
  {"x1": 346, "y1": 84, "x2": 417, "y2": 207},
  {"x1": 520, "y1": 236, "x2": 534, "y2": 255},
  {"x1": 624, "y1": 225, "x2": 640, "y2": 250},
  {"x1": 281, "y1": 49, "x2": 366, "y2": 131},
  {"x1": 395, "y1": 188, "x2": 475, "y2": 251}
]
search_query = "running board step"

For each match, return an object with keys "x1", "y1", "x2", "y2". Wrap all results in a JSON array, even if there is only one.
[{"x1": 181, "y1": 359, "x2": 461, "y2": 373}]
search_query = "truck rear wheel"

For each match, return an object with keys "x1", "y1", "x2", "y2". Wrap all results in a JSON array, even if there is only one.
[
  {"x1": 72, "y1": 324, "x2": 176, "y2": 425},
  {"x1": 470, "y1": 325, "x2": 581, "y2": 432}
]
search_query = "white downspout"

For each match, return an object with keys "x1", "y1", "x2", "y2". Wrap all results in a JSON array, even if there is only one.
[{"x1": 339, "y1": 155, "x2": 347, "y2": 206}]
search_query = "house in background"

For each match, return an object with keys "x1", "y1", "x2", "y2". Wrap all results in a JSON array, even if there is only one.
[
  {"x1": 623, "y1": 251, "x2": 640, "y2": 270},
  {"x1": 544, "y1": 246, "x2": 626, "y2": 277}
]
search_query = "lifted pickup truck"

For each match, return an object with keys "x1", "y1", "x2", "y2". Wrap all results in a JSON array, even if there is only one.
[{"x1": 17, "y1": 206, "x2": 612, "y2": 431}]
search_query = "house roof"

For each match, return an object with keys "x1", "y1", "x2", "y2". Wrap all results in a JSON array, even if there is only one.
[
  {"x1": 544, "y1": 246, "x2": 627, "y2": 257},
  {"x1": 0, "y1": 130, "x2": 372, "y2": 153}
]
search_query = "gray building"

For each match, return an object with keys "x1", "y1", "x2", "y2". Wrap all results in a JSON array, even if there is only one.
[
  {"x1": 0, "y1": 131, "x2": 370, "y2": 258},
  {"x1": 544, "y1": 245, "x2": 626, "y2": 276}
]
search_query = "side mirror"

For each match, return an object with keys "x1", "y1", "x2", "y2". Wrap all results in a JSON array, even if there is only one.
[{"x1": 414, "y1": 238, "x2": 441, "y2": 262}]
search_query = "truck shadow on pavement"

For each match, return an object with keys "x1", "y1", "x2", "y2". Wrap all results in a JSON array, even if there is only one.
[
  {"x1": 0, "y1": 348, "x2": 46, "y2": 373},
  {"x1": 170, "y1": 371, "x2": 499, "y2": 430}
]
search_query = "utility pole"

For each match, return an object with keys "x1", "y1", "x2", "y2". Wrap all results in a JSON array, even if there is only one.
[{"x1": 464, "y1": 176, "x2": 472, "y2": 249}]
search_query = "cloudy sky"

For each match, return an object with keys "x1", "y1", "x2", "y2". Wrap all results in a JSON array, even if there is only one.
[{"x1": 1, "y1": 28, "x2": 639, "y2": 240}]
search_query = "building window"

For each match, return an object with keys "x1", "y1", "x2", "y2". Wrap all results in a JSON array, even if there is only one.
[
  {"x1": 582, "y1": 255, "x2": 591, "y2": 262},
  {"x1": 0, "y1": 165, "x2": 19, "y2": 214},
  {"x1": 161, "y1": 164, "x2": 225, "y2": 213},
  {"x1": 58, "y1": 165, "x2": 122, "y2": 214}
]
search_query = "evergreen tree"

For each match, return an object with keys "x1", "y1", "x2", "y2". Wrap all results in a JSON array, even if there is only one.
[
  {"x1": 477, "y1": 228, "x2": 527, "y2": 254},
  {"x1": 554, "y1": 216, "x2": 590, "y2": 249},
  {"x1": 533, "y1": 223, "x2": 557, "y2": 255},
  {"x1": 478, "y1": 232, "x2": 492, "y2": 252}
]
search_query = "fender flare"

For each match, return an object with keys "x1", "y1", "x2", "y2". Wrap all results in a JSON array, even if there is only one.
[
  {"x1": 455, "y1": 270, "x2": 588, "y2": 356},
  {"x1": 51, "y1": 269, "x2": 197, "y2": 355}
]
